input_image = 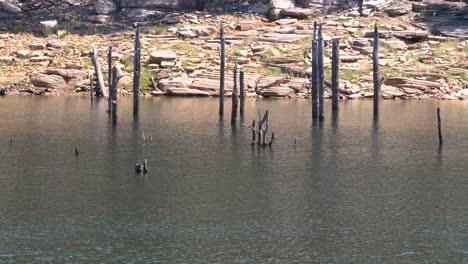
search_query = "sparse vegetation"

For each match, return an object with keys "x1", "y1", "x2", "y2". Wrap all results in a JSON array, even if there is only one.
[
  {"x1": 59, "y1": 30, "x2": 70, "y2": 39},
  {"x1": 148, "y1": 27, "x2": 167, "y2": 35},
  {"x1": 14, "y1": 24, "x2": 27, "y2": 33},
  {"x1": 42, "y1": 28, "x2": 56, "y2": 37},
  {"x1": 171, "y1": 42, "x2": 200, "y2": 56}
]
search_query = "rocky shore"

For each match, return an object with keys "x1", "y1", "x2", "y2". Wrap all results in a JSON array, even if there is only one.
[{"x1": 0, "y1": 0, "x2": 467, "y2": 99}]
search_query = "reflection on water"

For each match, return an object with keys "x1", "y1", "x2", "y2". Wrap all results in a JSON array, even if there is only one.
[{"x1": 0, "y1": 96, "x2": 468, "y2": 263}]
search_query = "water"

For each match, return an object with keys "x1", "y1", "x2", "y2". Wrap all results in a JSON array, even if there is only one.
[{"x1": 0, "y1": 96, "x2": 467, "y2": 263}]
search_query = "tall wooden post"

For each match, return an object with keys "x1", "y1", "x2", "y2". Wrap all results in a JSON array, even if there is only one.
[
  {"x1": 317, "y1": 24, "x2": 324, "y2": 121},
  {"x1": 133, "y1": 23, "x2": 141, "y2": 117},
  {"x1": 231, "y1": 64, "x2": 238, "y2": 124},
  {"x1": 373, "y1": 23, "x2": 380, "y2": 118},
  {"x1": 219, "y1": 22, "x2": 225, "y2": 117},
  {"x1": 107, "y1": 46, "x2": 112, "y2": 113},
  {"x1": 437, "y1": 107, "x2": 443, "y2": 145},
  {"x1": 111, "y1": 66, "x2": 118, "y2": 123},
  {"x1": 239, "y1": 71, "x2": 245, "y2": 118},
  {"x1": 311, "y1": 23, "x2": 318, "y2": 120},
  {"x1": 331, "y1": 39, "x2": 339, "y2": 112},
  {"x1": 89, "y1": 73, "x2": 94, "y2": 102}
]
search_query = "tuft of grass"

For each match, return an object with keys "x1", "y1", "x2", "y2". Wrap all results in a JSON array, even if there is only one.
[
  {"x1": 42, "y1": 28, "x2": 56, "y2": 37},
  {"x1": 14, "y1": 24, "x2": 27, "y2": 33},
  {"x1": 226, "y1": 46, "x2": 243, "y2": 58},
  {"x1": 244, "y1": 35, "x2": 258, "y2": 45},
  {"x1": 59, "y1": 30, "x2": 70, "y2": 39},
  {"x1": 447, "y1": 70, "x2": 468, "y2": 81},
  {"x1": 63, "y1": 44, "x2": 75, "y2": 53},
  {"x1": 171, "y1": 42, "x2": 200, "y2": 56},
  {"x1": 380, "y1": 67, "x2": 412, "y2": 78},
  {"x1": 149, "y1": 27, "x2": 167, "y2": 35},
  {"x1": 83, "y1": 61, "x2": 92, "y2": 70},
  {"x1": 123, "y1": 58, "x2": 134, "y2": 72}
]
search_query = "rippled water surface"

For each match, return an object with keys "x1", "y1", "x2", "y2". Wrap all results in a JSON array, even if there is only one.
[{"x1": 0, "y1": 96, "x2": 467, "y2": 263}]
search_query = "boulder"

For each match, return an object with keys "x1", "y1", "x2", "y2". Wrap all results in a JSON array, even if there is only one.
[
  {"x1": 270, "y1": 0, "x2": 295, "y2": 9},
  {"x1": 29, "y1": 43, "x2": 46, "y2": 50},
  {"x1": 261, "y1": 87, "x2": 294, "y2": 97},
  {"x1": 29, "y1": 56, "x2": 51, "y2": 62},
  {"x1": 237, "y1": 22, "x2": 255, "y2": 31},
  {"x1": 95, "y1": 0, "x2": 117, "y2": 15},
  {"x1": 0, "y1": 0, "x2": 21, "y2": 14},
  {"x1": 279, "y1": 8, "x2": 316, "y2": 20},
  {"x1": 0, "y1": 56, "x2": 14, "y2": 63},
  {"x1": 45, "y1": 68, "x2": 86, "y2": 82},
  {"x1": 86, "y1": 15, "x2": 111, "y2": 23},
  {"x1": 30, "y1": 74, "x2": 67, "y2": 89},
  {"x1": 16, "y1": 50, "x2": 31, "y2": 59},
  {"x1": 276, "y1": 26, "x2": 296, "y2": 34},
  {"x1": 149, "y1": 50, "x2": 176, "y2": 64},
  {"x1": 122, "y1": 8, "x2": 163, "y2": 22},
  {"x1": 383, "y1": 3, "x2": 412, "y2": 17}
]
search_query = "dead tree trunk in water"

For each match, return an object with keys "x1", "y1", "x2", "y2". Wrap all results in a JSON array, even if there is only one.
[
  {"x1": 373, "y1": 23, "x2": 380, "y2": 119},
  {"x1": 107, "y1": 46, "x2": 112, "y2": 113},
  {"x1": 133, "y1": 24, "x2": 141, "y2": 117},
  {"x1": 239, "y1": 71, "x2": 245, "y2": 118},
  {"x1": 331, "y1": 39, "x2": 340, "y2": 112},
  {"x1": 231, "y1": 64, "x2": 238, "y2": 124},
  {"x1": 92, "y1": 46, "x2": 108, "y2": 98},
  {"x1": 437, "y1": 107, "x2": 443, "y2": 145},
  {"x1": 317, "y1": 24, "x2": 325, "y2": 121},
  {"x1": 219, "y1": 22, "x2": 225, "y2": 117},
  {"x1": 110, "y1": 66, "x2": 119, "y2": 123},
  {"x1": 311, "y1": 22, "x2": 318, "y2": 120}
]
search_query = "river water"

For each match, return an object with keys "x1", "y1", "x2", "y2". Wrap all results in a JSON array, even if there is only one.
[{"x1": 0, "y1": 96, "x2": 467, "y2": 263}]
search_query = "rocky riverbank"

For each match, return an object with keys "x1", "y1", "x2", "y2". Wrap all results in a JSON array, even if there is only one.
[{"x1": 0, "y1": 0, "x2": 467, "y2": 99}]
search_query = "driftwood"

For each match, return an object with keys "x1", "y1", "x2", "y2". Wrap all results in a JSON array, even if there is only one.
[
  {"x1": 244, "y1": 110, "x2": 275, "y2": 147},
  {"x1": 91, "y1": 46, "x2": 108, "y2": 98}
]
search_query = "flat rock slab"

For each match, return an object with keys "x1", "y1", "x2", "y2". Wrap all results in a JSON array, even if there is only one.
[
  {"x1": 149, "y1": 50, "x2": 176, "y2": 64},
  {"x1": 30, "y1": 74, "x2": 67, "y2": 89},
  {"x1": 261, "y1": 86, "x2": 294, "y2": 97},
  {"x1": 165, "y1": 87, "x2": 211, "y2": 96},
  {"x1": 384, "y1": 77, "x2": 440, "y2": 90},
  {"x1": 258, "y1": 33, "x2": 310, "y2": 43},
  {"x1": 45, "y1": 68, "x2": 86, "y2": 81}
]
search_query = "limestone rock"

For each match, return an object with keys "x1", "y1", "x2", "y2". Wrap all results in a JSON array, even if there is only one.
[
  {"x1": 270, "y1": 0, "x2": 295, "y2": 9},
  {"x1": 122, "y1": 8, "x2": 163, "y2": 22},
  {"x1": 95, "y1": 0, "x2": 117, "y2": 14},
  {"x1": 279, "y1": 8, "x2": 316, "y2": 20},
  {"x1": 384, "y1": 3, "x2": 412, "y2": 17},
  {"x1": 0, "y1": 0, "x2": 21, "y2": 14},
  {"x1": 149, "y1": 50, "x2": 176, "y2": 64},
  {"x1": 261, "y1": 87, "x2": 294, "y2": 97},
  {"x1": 45, "y1": 68, "x2": 86, "y2": 82},
  {"x1": 86, "y1": 15, "x2": 111, "y2": 23},
  {"x1": 30, "y1": 74, "x2": 67, "y2": 89},
  {"x1": 0, "y1": 56, "x2": 14, "y2": 63},
  {"x1": 16, "y1": 50, "x2": 31, "y2": 59},
  {"x1": 29, "y1": 43, "x2": 46, "y2": 50}
]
